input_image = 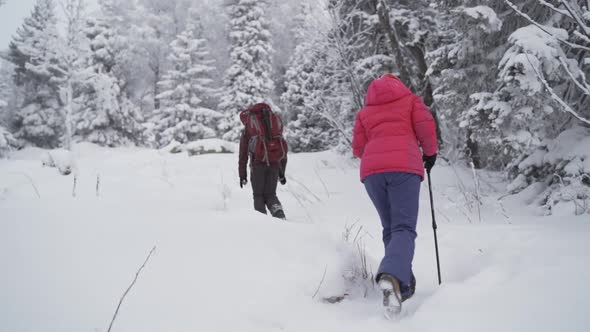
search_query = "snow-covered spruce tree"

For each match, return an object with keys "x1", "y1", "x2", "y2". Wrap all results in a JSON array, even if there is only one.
[
  {"x1": 281, "y1": 3, "x2": 339, "y2": 152},
  {"x1": 219, "y1": 0, "x2": 275, "y2": 142},
  {"x1": 0, "y1": 125, "x2": 19, "y2": 158},
  {"x1": 0, "y1": 60, "x2": 15, "y2": 128},
  {"x1": 73, "y1": 17, "x2": 142, "y2": 147},
  {"x1": 427, "y1": 2, "x2": 510, "y2": 166},
  {"x1": 466, "y1": 24, "x2": 571, "y2": 171},
  {"x1": 96, "y1": 0, "x2": 145, "y2": 108},
  {"x1": 499, "y1": 0, "x2": 590, "y2": 215},
  {"x1": 7, "y1": 0, "x2": 67, "y2": 148},
  {"x1": 0, "y1": 62, "x2": 19, "y2": 157},
  {"x1": 150, "y1": 14, "x2": 222, "y2": 147}
]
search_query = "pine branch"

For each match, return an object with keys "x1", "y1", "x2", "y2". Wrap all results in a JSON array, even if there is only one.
[
  {"x1": 525, "y1": 54, "x2": 590, "y2": 125},
  {"x1": 504, "y1": 0, "x2": 590, "y2": 52}
]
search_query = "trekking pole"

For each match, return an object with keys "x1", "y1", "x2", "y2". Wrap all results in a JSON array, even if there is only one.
[{"x1": 427, "y1": 169, "x2": 442, "y2": 285}]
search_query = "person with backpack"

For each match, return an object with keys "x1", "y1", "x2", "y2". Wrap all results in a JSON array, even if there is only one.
[
  {"x1": 352, "y1": 74, "x2": 438, "y2": 316},
  {"x1": 239, "y1": 103, "x2": 289, "y2": 220}
]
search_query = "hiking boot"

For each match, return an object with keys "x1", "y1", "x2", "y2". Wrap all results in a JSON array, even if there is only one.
[
  {"x1": 270, "y1": 204, "x2": 286, "y2": 220},
  {"x1": 401, "y1": 273, "x2": 416, "y2": 302},
  {"x1": 378, "y1": 273, "x2": 402, "y2": 318}
]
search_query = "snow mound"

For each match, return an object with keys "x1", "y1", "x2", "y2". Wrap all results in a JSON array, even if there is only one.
[
  {"x1": 513, "y1": 126, "x2": 590, "y2": 215},
  {"x1": 184, "y1": 139, "x2": 236, "y2": 155},
  {"x1": 1, "y1": 146, "x2": 590, "y2": 332},
  {"x1": 42, "y1": 149, "x2": 77, "y2": 175},
  {"x1": 164, "y1": 139, "x2": 237, "y2": 156}
]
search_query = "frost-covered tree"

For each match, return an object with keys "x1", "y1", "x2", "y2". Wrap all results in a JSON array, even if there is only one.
[
  {"x1": 281, "y1": 4, "x2": 339, "y2": 152},
  {"x1": 7, "y1": 0, "x2": 67, "y2": 148},
  {"x1": 96, "y1": 0, "x2": 142, "y2": 102},
  {"x1": 428, "y1": 2, "x2": 507, "y2": 166},
  {"x1": 150, "y1": 14, "x2": 221, "y2": 147},
  {"x1": 60, "y1": 0, "x2": 87, "y2": 150},
  {"x1": 0, "y1": 61, "x2": 18, "y2": 158},
  {"x1": 73, "y1": 17, "x2": 142, "y2": 147},
  {"x1": 0, "y1": 126, "x2": 19, "y2": 158},
  {"x1": 0, "y1": 60, "x2": 15, "y2": 127},
  {"x1": 133, "y1": 0, "x2": 186, "y2": 113},
  {"x1": 311, "y1": 0, "x2": 442, "y2": 150},
  {"x1": 218, "y1": 0, "x2": 275, "y2": 142}
]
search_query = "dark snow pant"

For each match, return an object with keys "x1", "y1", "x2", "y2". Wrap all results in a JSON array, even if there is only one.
[
  {"x1": 251, "y1": 164, "x2": 285, "y2": 218},
  {"x1": 364, "y1": 172, "x2": 420, "y2": 298}
]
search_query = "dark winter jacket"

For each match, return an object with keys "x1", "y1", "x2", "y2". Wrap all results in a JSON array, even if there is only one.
[{"x1": 238, "y1": 104, "x2": 287, "y2": 181}]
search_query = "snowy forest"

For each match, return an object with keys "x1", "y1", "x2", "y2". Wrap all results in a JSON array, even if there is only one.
[{"x1": 0, "y1": 0, "x2": 589, "y2": 216}]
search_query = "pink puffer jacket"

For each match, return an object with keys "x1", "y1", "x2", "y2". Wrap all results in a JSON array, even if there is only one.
[{"x1": 352, "y1": 75, "x2": 438, "y2": 181}]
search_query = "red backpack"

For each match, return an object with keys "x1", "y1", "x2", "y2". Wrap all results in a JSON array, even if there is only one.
[{"x1": 240, "y1": 103, "x2": 288, "y2": 165}]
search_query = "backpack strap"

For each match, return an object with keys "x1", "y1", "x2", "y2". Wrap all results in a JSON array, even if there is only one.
[{"x1": 249, "y1": 111, "x2": 270, "y2": 166}]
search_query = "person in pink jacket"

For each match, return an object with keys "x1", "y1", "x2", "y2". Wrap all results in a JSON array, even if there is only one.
[{"x1": 352, "y1": 74, "x2": 438, "y2": 314}]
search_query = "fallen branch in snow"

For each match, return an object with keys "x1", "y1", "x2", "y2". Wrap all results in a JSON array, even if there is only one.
[
  {"x1": 525, "y1": 54, "x2": 590, "y2": 126},
  {"x1": 314, "y1": 165, "x2": 331, "y2": 198},
  {"x1": 322, "y1": 293, "x2": 349, "y2": 304},
  {"x1": 287, "y1": 175, "x2": 322, "y2": 203},
  {"x1": 9, "y1": 172, "x2": 41, "y2": 199},
  {"x1": 285, "y1": 189, "x2": 314, "y2": 223},
  {"x1": 312, "y1": 265, "x2": 328, "y2": 299},
  {"x1": 107, "y1": 246, "x2": 157, "y2": 332}
]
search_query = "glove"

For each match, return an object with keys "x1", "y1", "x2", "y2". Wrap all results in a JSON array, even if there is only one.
[
  {"x1": 279, "y1": 176, "x2": 287, "y2": 185},
  {"x1": 423, "y1": 154, "x2": 437, "y2": 173},
  {"x1": 240, "y1": 178, "x2": 248, "y2": 188}
]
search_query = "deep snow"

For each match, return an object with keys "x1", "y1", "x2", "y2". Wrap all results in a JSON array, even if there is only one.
[{"x1": 0, "y1": 144, "x2": 589, "y2": 332}]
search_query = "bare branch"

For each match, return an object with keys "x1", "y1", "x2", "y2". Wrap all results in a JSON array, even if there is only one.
[
  {"x1": 558, "y1": 56, "x2": 590, "y2": 95},
  {"x1": 107, "y1": 246, "x2": 157, "y2": 332},
  {"x1": 560, "y1": 0, "x2": 590, "y2": 36},
  {"x1": 525, "y1": 54, "x2": 590, "y2": 125},
  {"x1": 504, "y1": 0, "x2": 590, "y2": 52},
  {"x1": 538, "y1": 0, "x2": 572, "y2": 18}
]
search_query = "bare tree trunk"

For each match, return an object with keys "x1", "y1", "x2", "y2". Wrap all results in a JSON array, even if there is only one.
[
  {"x1": 376, "y1": 0, "x2": 413, "y2": 90},
  {"x1": 466, "y1": 129, "x2": 481, "y2": 169},
  {"x1": 378, "y1": 0, "x2": 444, "y2": 146},
  {"x1": 153, "y1": 65, "x2": 161, "y2": 110},
  {"x1": 406, "y1": 43, "x2": 444, "y2": 146}
]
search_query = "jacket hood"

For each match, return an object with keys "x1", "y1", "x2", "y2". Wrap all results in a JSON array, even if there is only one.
[{"x1": 365, "y1": 76, "x2": 412, "y2": 106}]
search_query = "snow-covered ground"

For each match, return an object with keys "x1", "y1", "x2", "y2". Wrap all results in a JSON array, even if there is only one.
[{"x1": 1, "y1": 144, "x2": 589, "y2": 332}]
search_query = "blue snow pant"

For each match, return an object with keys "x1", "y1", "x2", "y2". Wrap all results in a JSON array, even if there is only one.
[{"x1": 364, "y1": 172, "x2": 420, "y2": 297}]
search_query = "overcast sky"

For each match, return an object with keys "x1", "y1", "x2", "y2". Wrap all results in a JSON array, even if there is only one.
[{"x1": 0, "y1": 0, "x2": 98, "y2": 50}]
